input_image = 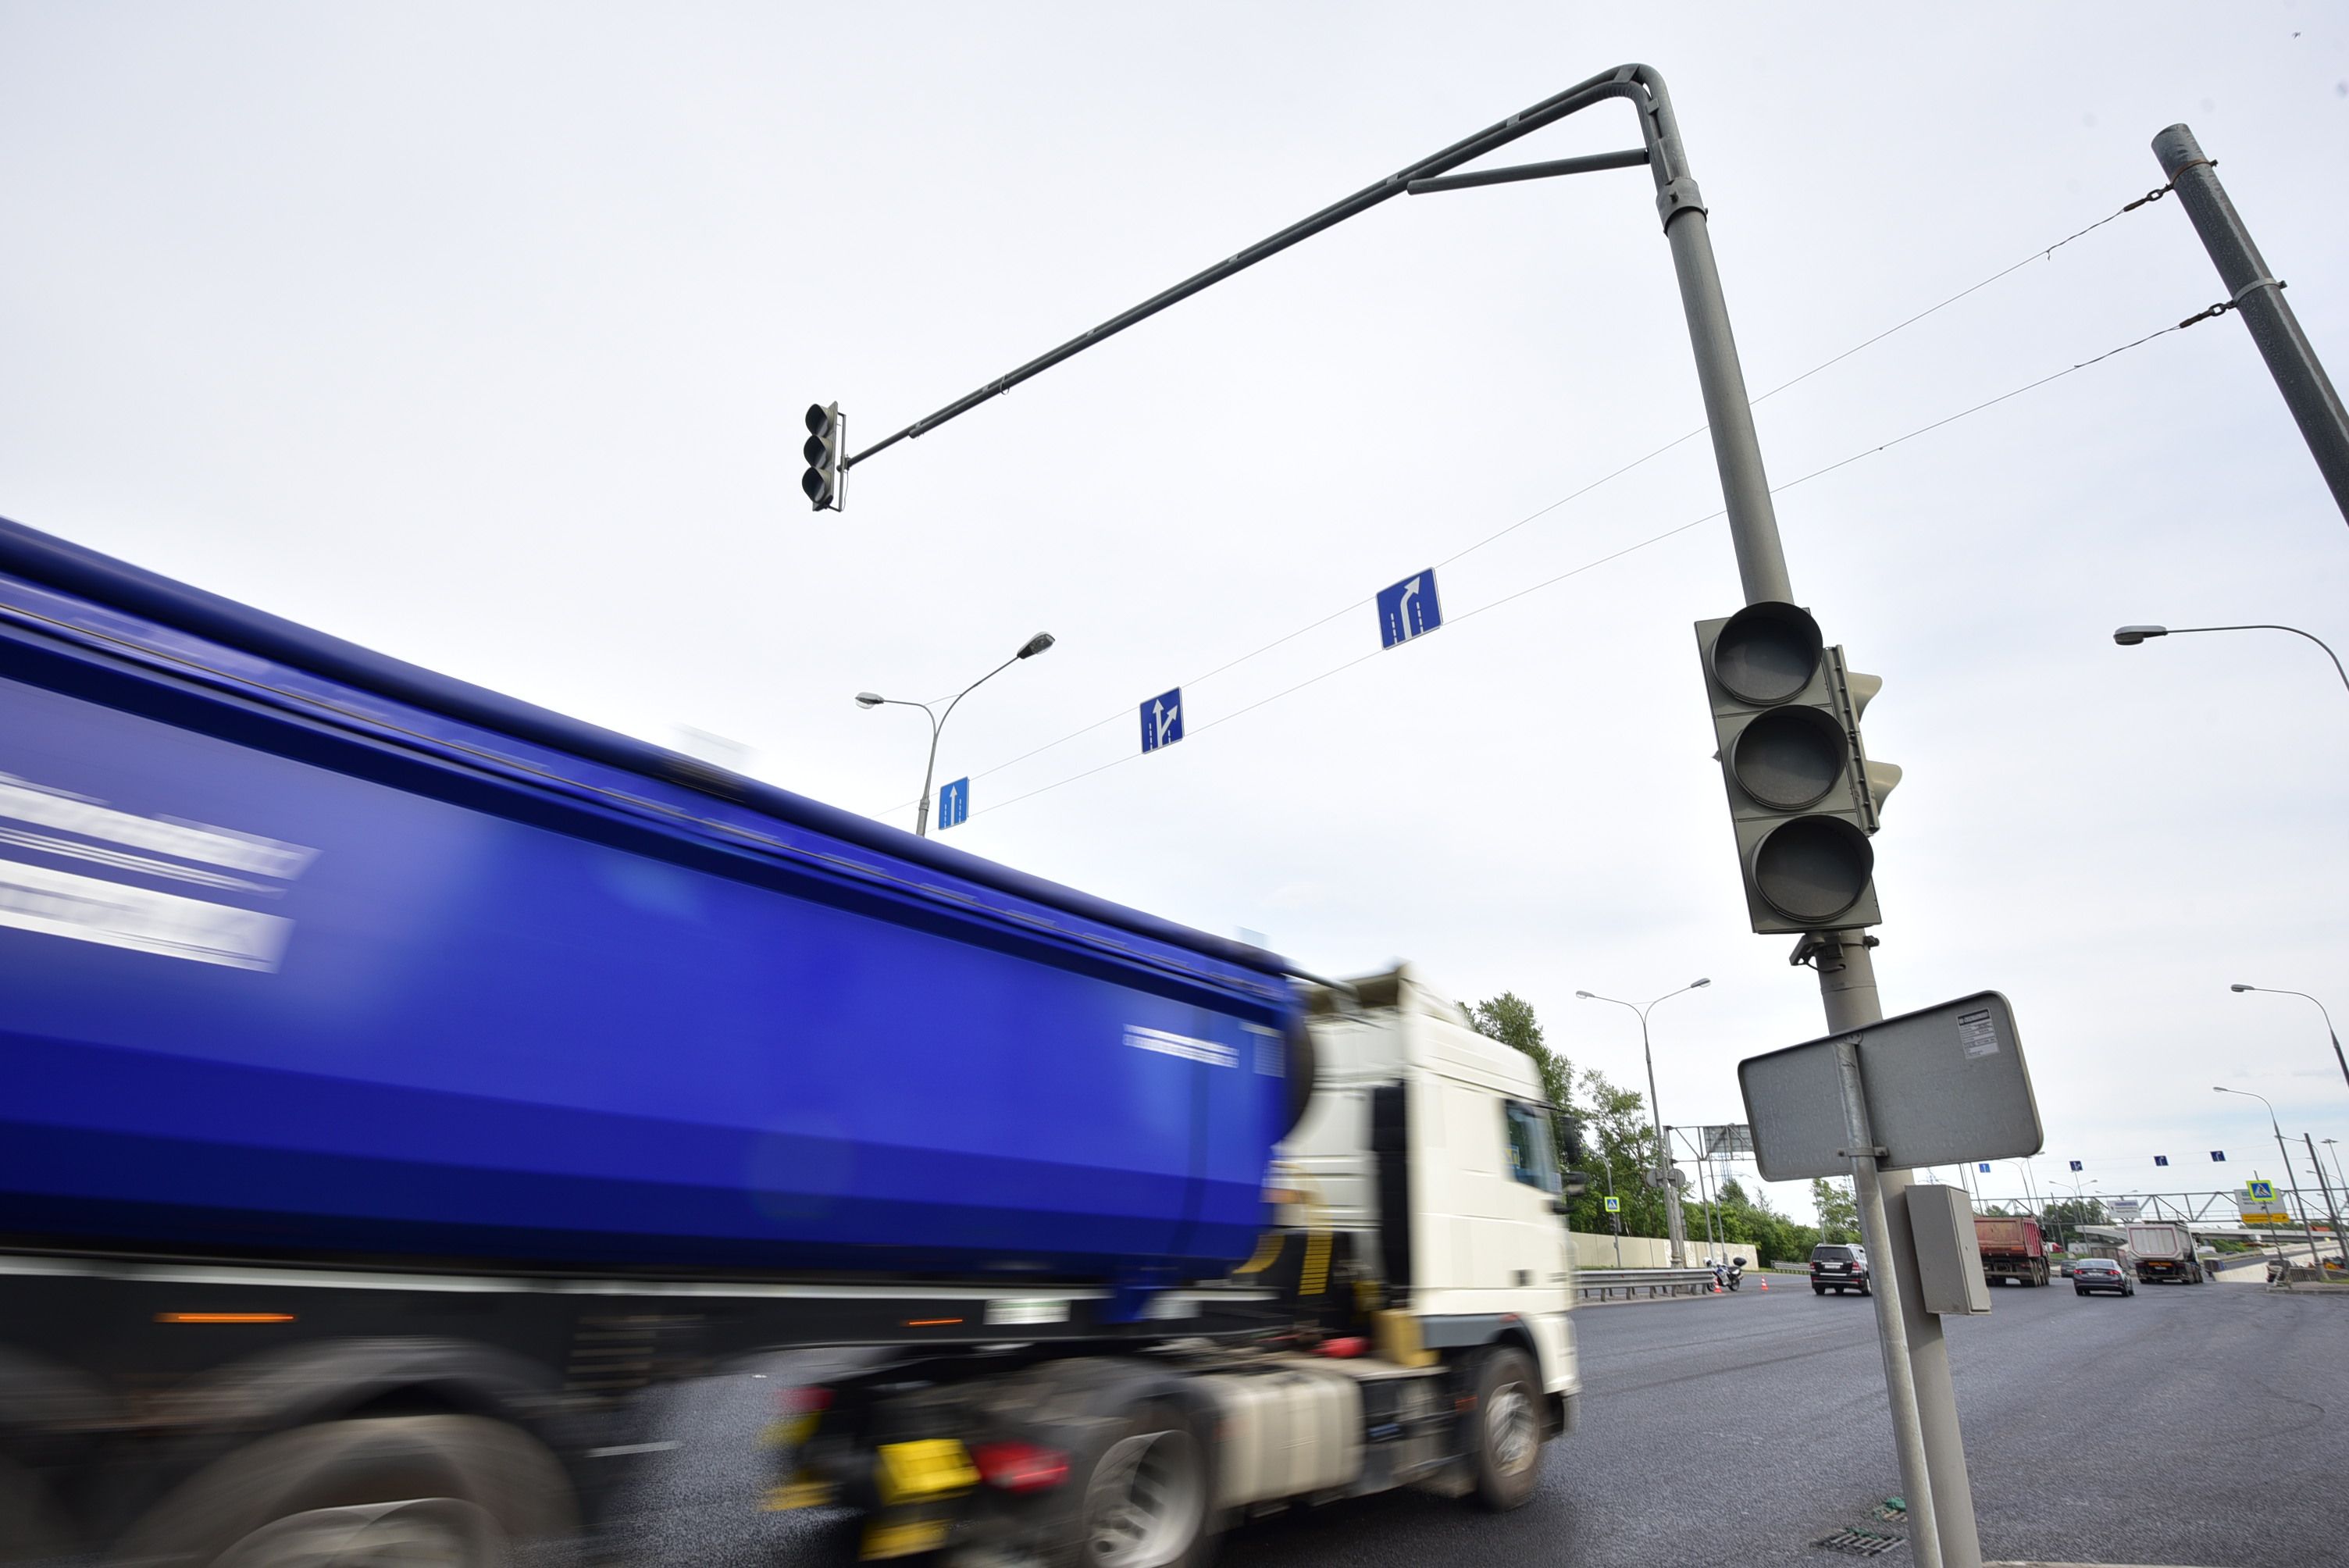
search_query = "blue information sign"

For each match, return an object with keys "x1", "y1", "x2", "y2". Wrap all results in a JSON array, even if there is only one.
[
  {"x1": 2154, "y1": 1154, "x2": 2169, "y2": 1167},
  {"x1": 1139, "y1": 688, "x2": 1184, "y2": 754},
  {"x1": 1375, "y1": 569, "x2": 1442, "y2": 649},
  {"x1": 1977, "y1": 1163, "x2": 1991, "y2": 1174},
  {"x1": 2069, "y1": 1160, "x2": 2083, "y2": 1171},
  {"x1": 936, "y1": 777, "x2": 969, "y2": 831},
  {"x1": 2210, "y1": 1149, "x2": 2226, "y2": 1163}
]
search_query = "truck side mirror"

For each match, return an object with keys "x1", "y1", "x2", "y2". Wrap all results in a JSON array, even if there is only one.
[{"x1": 1550, "y1": 1194, "x2": 1575, "y2": 1216}]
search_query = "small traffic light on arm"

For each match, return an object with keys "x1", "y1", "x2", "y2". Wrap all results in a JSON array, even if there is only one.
[
  {"x1": 1694, "y1": 602, "x2": 1899, "y2": 935},
  {"x1": 803, "y1": 402, "x2": 843, "y2": 511}
]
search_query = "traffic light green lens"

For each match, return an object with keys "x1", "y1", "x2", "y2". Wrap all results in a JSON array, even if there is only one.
[
  {"x1": 1751, "y1": 816, "x2": 1873, "y2": 924},
  {"x1": 1731, "y1": 706, "x2": 1846, "y2": 810}
]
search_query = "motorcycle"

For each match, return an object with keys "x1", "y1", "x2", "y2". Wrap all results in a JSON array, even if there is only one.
[{"x1": 1724, "y1": 1256, "x2": 1745, "y2": 1292}]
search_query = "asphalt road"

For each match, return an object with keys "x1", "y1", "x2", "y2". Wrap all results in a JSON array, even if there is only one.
[{"x1": 602, "y1": 1277, "x2": 2349, "y2": 1566}]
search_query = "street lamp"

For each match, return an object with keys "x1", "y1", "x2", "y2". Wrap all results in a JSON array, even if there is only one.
[
  {"x1": 2230, "y1": 984, "x2": 2349, "y2": 1096},
  {"x1": 2215, "y1": 1085, "x2": 2326, "y2": 1272},
  {"x1": 1577, "y1": 978, "x2": 1711, "y2": 1267},
  {"x1": 2326, "y1": 1139, "x2": 2348, "y2": 1201},
  {"x1": 2112, "y1": 622, "x2": 2349, "y2": 697},
  {"x1": 859, "y1": 633, "x2": 1055, "y2": 836}
]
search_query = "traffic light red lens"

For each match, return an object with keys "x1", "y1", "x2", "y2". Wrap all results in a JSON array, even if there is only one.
[{"x1": 1709, "y1": 601, "x2": 1822, "y2": 706}]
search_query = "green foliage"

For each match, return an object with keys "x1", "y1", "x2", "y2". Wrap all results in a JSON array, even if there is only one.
[
  {"x1": 1561, "y1": 1067, "x2": 1670, "y2": 1237},
  {"x1": 2040, "y1": 1197, "x2": 2108, "y2": 1242},
  {"x1": 1688, "y1": 1177, "x2": 1819, "y2": 1268},
  {"x1": 1464, "y1": 992, "x2": 1574, "y2": 1135},
  {"x1": 1812, "y1": 1177, "x2": 1859, "y2": 1244}
]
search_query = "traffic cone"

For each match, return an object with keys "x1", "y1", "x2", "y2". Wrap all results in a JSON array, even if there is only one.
[
  {"x1": 1711, "y1": 1283, "x2": 1721, "y2": 1293},
  {"x1": 1759, "y1": 1280, "x2": 1770, "y2": 1291}
]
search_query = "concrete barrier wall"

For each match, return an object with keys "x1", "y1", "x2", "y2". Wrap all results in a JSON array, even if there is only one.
[{"x1": 1568, "y1": 1232, "x2": 1784, "y2": 1271}]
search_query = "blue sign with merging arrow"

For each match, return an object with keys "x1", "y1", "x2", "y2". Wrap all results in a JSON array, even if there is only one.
[
  {"x1": 2154, "y1": 1154, "x2": 2169, "y2": 1167},
  {"x1": 2069, "y1": 1160, "x2": 2083, "y2": 1171},
  {"x1": 1139, "y1": 688, "x2": 1184, "y2": 754},
  {"x1": 936, "y1": 777, "x2": 969, "y2": 831},
  {"x1": 1376, "y1": 569, "x2": 1442, "y2": 649}
]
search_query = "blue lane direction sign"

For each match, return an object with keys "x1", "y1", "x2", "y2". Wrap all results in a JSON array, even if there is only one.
[
  {"x1": 1139, "y1": 688, "x2": 1184, "y2": 754},
  {"x1": 936, "y1": 777, "x2": 969, "y2": 831},
  {"x1": 1376, "y1": 569, "x2": 1442, "y2": 649},
  {"x1": 2154, "y1": 1154, "x2": 2169, "y2": 1167},
  {"x1": 1977, "y1": 1163, "x2": 1992, "y2": 1174},
  {"x1": 2211, "y1": 1149, "x2": 2226, "y2": 1162},
  {"x1": 2069, "y1": 1160, "x2": 2083, "y2": 1171}
]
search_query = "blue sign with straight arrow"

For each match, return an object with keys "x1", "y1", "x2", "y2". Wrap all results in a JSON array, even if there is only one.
[{"x1": 936, "y1": 777, "x2": 969, "y2": 831}]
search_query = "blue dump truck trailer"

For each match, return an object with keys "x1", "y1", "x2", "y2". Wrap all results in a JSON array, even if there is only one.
[{"x1": 0, "y1": 516, "x2": 1582, "y2": 1566}]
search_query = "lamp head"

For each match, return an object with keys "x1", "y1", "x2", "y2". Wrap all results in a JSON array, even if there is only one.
[
  {"x1": 855, "y1": 693, "x2": 885, "y2": 709},
  {"x1": 1574, "y1": 991, "x2": 1594, "y2": 1000},
  {"x1": 1018, "y1": 633, "x2": 1056, "y2": 659},
  {"x1": 2230, "y1": 984, "x2": 2255, "y2": 993},
  {"x1": 1690, "y1": 978, "x2": 1712, "y2": 989},
  {"x1": 2112, "y1": 625, "x2": 2169, "y2": 647}
]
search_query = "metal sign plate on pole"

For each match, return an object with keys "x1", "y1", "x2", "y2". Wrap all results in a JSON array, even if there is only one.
[
  {"x1": 1702, "y1": 1123, "x2": 1755, "y2": 1157},
  {"x1": 1738, "y1": 993, "x2": 2041, "y2": 1181}
]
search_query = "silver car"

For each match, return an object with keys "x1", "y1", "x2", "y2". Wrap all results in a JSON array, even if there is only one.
[{"x1": 2073, "y1": 1257, "x2": 2135, "y2": 1297}]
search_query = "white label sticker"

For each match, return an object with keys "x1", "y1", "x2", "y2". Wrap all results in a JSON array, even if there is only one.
[
  {"x1": 1957, "y1": 1009, "x2": 2000, "y2": 1060},
  {"x1": 0, "y1": 857, "x2": 292, "y2": 971},
  {"x1": 1124, "y1": 1026, "x2": 1237, "y2": 1068}
]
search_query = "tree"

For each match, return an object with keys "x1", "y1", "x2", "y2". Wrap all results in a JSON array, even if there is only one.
[
  {"x1": 1567, "y1": 1068, "x2": 1668, "y2": 1238},
  {"x1": 1465, "y1": 992, "x2": 1573, "y2": 1125},
  {"x1": 1812, "y1": 1177, "x2": 1859, "y2": 1245}
]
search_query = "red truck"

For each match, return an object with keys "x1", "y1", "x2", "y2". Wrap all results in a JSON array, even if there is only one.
[{"x1": 1975, "y1": 1216, "x2": 2050, "y2": 1286}]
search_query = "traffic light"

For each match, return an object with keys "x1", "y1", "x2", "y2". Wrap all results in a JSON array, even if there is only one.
[
  {"x1": 802, "y1": 402, "x2": 843, "y2": 511},
  {"x1": 1694, "y1": 602, "x2": 1899, "y2": 935}
]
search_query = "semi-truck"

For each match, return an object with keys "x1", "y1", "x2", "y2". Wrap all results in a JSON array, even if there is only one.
[
  {"x1": 1973, "y1": 1216, "x2": 2048, "y2": 1287},
  {"x1": 0, "y1": 514, "x2": 1581, "y2": 1566},
  {"x1": 2126, "y1": 1223, "x2": 2205, "y2": 1285}
]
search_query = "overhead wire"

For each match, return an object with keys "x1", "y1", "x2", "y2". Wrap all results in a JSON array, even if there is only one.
[
  {"x1": 876, "y1": 180, "x2": 2182, "y2": 818},
  {"x1": 961, "y1": 302, "x2": 2222, "y2": 823}
]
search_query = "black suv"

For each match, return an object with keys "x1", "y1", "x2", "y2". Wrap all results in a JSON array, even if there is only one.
[{"x1": 1811, "y1": 1243, "x2": 1871, "y2": 1295}]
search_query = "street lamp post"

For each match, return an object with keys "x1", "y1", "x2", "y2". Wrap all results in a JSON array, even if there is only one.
[
  {"x1": 2215, "y1": 1085, "x2": 2322, "y2": 1274},
  {"x1": 2112, "y1": 623, "x2": 2349, "y2": 700},
  {"x1": 2325, "y1": 1139, "x2": 2348, "y2": 1201},
  {"x1": 857, "y1": 633, "x2": 1054, "y2": 836},
  {"x1": 1576, "y1": 980, "x2": 1710, "y2": 1267},
  {"x1": 2229, "y1": 984, "x2": 2349, "y2": 1096}
]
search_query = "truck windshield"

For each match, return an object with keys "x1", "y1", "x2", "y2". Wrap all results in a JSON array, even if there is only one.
[{"x1": 1504, "y1": 1103, "x2": 1560, "y2": 1195}]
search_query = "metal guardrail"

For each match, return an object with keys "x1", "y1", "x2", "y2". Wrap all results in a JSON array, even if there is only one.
[{"x1": 1574, "y1": 1267, "x2": 1718, "y2": 1301}]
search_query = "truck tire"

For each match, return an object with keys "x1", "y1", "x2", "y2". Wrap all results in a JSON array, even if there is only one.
[
  {"x1": 1071, "y1": 1401, "x2": 1212, "y2": 1568},
  {"x1": 1467, "y1": 1347, "x2": 1542, "y2": 1513},
  {"x1": 107, "y1": 1414, "x2": 575, "y2": 1568}
]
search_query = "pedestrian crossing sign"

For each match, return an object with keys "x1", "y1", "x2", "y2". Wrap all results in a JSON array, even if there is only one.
[
  {"x1": 2247, "y1": 1180, "x2": 2276, "y2": 1202},
  {"x1": 1603, "y1": 1196, "x2": 1621, "y2": 1213}
]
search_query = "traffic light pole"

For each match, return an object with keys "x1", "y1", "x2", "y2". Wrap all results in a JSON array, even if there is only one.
[
  {"x1": 825, "y1": 69, "x2": 1975, "y2": 1559},
  {"x1": 1652, "y1": 115, "x2": 1983, "y2": 1568}
]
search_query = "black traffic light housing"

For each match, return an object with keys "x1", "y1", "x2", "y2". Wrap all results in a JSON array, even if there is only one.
[
  {"x1": 803, "y1": 402, "x2": 843, "y2": 511},
  {"x1": 1695, "y1": 602, "x2": 1898, "y2": 935}
]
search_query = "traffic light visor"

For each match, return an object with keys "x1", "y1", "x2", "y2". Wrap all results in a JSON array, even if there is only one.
[
  {"x1": 1750, "y1": 815, "x2": 1873, "y2": 924},
  {"x1": 1730, "y1": 705, "x2": 1847, "y2": 811},
  {"x1": 805, "y1": 403, "x2": 835, "y2": 437},
  {"x1": 1709, "y1": 601, "x2": 1821, "y2": 706}
]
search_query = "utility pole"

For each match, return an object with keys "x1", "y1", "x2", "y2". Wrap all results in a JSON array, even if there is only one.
[{"x1": 2152, "y1": 125, "x2": 2349, "y2": 529}]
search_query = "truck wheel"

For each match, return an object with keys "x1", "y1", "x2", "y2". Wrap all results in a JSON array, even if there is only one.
[
  {"x1": 1075, "y1": 1402, "x2": 1210, "y2": 1568},
  {"x1": 108, "y1": 1415, "x2": 575, "y2": 1568},
  {"x1": 1468, "y1": 1347, "x2": 1542, "y2": 1512}
]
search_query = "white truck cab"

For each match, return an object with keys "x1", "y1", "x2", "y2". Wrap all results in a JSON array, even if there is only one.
[{"x1": 1281, "y1": 966, "x2": 1580, "y2": 1412}]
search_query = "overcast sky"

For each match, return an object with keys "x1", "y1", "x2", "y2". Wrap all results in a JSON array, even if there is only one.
[{"x1": 5, "y1": 4, "x2": 2346, "y2": 1226}]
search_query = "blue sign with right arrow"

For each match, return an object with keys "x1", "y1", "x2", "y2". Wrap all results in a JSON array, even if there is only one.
[
  {"x1": 1139, "y1": 688, "x2": 1184, "y2": 754},
  {"x1": 1376, "y1": 569, "x2": 1442, "y2": 649}
]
